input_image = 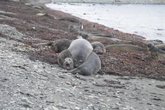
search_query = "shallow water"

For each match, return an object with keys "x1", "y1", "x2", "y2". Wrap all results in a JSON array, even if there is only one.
[{"x1": 46, "y1": 3, "x2": 165, "y2": 42}]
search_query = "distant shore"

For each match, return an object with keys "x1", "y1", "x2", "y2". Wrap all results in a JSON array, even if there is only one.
[{"x1": 46, "y1": 3, "x2": 165, "y2": 42}]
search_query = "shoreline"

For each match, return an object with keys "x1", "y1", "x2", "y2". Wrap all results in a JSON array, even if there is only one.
[{"x1": 46, "y1": 3, "x2": 165, "y2": 42}]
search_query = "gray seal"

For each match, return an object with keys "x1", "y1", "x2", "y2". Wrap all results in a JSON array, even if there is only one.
[
  {"x1": 57, "y1": 49, "x2": 74, "y2": 70},
  {"x1": 147, "y1": 43, "x2": 165, "y2": 59},
  {"x1": 68, "y1": 37, "x2": 93, "y2": 67},
  {"x1": 69, "y1": 52, "x2": 101, "y2": 76},
  {"x1": 91, "y1": 41, "x2": 106, "y2": 54},
  {"x1": 155, "y1": 44, "x2": 165, "y2": 52},
  {"x1": 50, "y1": 39, "x2": 71, "y2": 53}
]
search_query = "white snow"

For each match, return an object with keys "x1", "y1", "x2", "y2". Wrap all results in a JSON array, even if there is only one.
[{"x1": 46, "y1": 3, "x2": 165, "y2": 42}]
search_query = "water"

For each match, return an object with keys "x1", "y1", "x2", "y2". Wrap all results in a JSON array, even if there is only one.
[{"x1": 46, "y1": 3, "x2": 165, "y2": 42}]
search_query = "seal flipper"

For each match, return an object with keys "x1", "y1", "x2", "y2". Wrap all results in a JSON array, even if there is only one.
[
  {"x1": 69, "y1": 67, "x2": 91, "y2": 76},
  {"x1": 69, "y1": 68, "x2": 80, "y2": 74}
]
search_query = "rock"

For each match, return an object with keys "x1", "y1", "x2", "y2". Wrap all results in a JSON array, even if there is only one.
[
  {"x1": 0, "y1": 10, "x2": 16, "y2": 15},
  {"x1": 20, "y1": 97, "x2": 33, "y2": 108},
  {"x1": 25, "y1": 3, "x2": 32, "y2": 6},
  {"x1": 10, "y1": 0, "x2": 20, "y2": 2},
  {"x1": 0, "y1": 15, "x2": 15, "y2": 20},
  {"x1": 156, "y1": 85, "x2": 165, "y2": 89},
  {"x1": 44, "y1": 106, "x2": 59, "y2": 110},
  {"x1": 33, "y1": 5, "x2": 44, "y2": 9},
  {"x1": 74, "y1": 107, "x2": 81, "y2": 110},
  {"x1": 0, "y1": 24, "x2": 24, "y2": 41},
  {"x1": 110, "y1": 38, "x2": 122, "y2": 42},
  {"x1": 36, "y1": 13, "x2": 47, "y2": 16}
]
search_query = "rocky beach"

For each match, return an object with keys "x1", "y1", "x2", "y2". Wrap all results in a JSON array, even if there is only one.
[{"x1": 0, "y1": 1, "x2": 165, "y2": 110}]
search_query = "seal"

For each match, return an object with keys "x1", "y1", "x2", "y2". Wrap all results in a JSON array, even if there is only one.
[
  {"x1": 91, "y1": 41, "x2": 106, "y2": 54},
  {"x1": 63, "y1": 57, "x2": 74, "y2": 70},
  {"x1": 50, "y1": 39, "x2": 71, "y2": 53},
  {"x1": 155, "y1": 44, "x2": 165, "y2": 52},
  {"x1": 147, "y1": 43, "x2": 165, "y2": 59},
  {"x1": 69, "y1": 52, "x2": 101, "y2": 76},
  {"x1": 57, "y1": 49, "x2": 74, "y2": 70},
  {"x1": 68, "y1": 37, "x2": 93, "y2": 67}
]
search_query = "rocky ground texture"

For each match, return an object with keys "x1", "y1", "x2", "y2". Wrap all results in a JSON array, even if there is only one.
[{"x1": 0, "y1": 1, "x2": 165, "y2": 110}]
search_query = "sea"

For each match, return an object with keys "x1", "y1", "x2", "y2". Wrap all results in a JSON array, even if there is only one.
[{"x1": 46, "y1": 3, "x2": 165, "y2": 42}]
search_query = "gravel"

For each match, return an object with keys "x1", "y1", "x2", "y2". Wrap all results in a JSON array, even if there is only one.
[{"x1": 0, "y1": 25, "x2": 165, "y2": 110}]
